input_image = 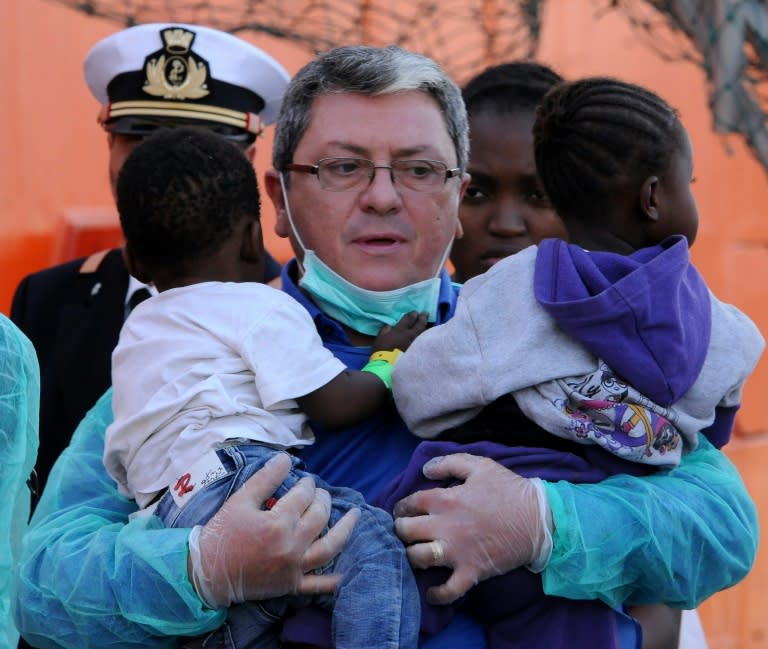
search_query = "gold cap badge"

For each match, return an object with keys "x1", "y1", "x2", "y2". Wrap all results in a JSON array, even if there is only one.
[{"x1": 142, "y1": 28, "x2": 209, "y2": 100}]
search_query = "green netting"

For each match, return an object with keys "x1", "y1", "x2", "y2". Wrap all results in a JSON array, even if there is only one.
[{"x1": 47, "y1": 0, "x2": 767, "y2": 173}]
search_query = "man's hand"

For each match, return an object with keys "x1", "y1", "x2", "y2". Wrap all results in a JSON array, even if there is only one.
[
  {"x1": 393, "y1": 453, "x2": 551, "y2": 605},
  {"x1": 188, "y1": 452, "x2": 360, "y2": 608}
]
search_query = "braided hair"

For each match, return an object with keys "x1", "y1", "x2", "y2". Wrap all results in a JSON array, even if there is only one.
[{"x1": 533, "y1": 77, "x2": 684, "y2": 222}]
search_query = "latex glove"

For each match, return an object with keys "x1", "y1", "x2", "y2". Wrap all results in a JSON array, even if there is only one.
[
  {"x1": 188, "y1": 452, "x2": 360, "y2": 608},
  {"x1": 393, "y1": 453, "x2": 552, "y2": 605}
]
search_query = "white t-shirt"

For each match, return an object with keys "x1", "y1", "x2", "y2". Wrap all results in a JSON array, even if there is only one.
[{"x1": 104, "y1": 281, "x2": 346, "y2": 507}]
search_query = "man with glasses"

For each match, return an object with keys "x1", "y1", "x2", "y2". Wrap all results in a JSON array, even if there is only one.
[
  {"x1": 286, "y1": 158, "x2": 462, "y2": 192},
  {"x1": 15, "y1": 44, "x2": 758, "y2": 649}
]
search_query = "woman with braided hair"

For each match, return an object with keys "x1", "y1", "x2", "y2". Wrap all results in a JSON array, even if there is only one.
[
  {"x1": 456, "y1": 61, "x2": 706, "y2": 648},
  {"x1": 450, "y1": 61, "x2": 568, "y2": 285}
]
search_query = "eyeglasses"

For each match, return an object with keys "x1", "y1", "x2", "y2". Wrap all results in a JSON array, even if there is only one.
[{"x1": 285, "y1": 157, "x2": 461, "y2": 193}]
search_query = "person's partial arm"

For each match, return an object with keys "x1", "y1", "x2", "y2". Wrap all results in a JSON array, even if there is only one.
[
  {"x1": 297, "y1": 311, "x2": 428, "y2": 428},
  {"x1": 1, "y1": 315, "x2": 39, "y2": 649},
  {"x1": 15, "y1": 390, "x2": 356, "y2": 649},
  {"x1": 629, "y1": 605, "x2": 682, "y2": 649},
  {"x1": 393, "y1": 438, "x2": 757, "y2": 609},
  {"x1": 14, "y1": 390, "x2": 214, "y2": 648},
  {"x1": 541, "y1": 436, "x2": 757, "y2": 607}
]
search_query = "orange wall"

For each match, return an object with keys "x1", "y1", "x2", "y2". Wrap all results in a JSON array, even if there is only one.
[
  {"x1": 2, "y1": 2, "x2": 767, "y2": 647},
  {"x1": 538, "y1": 10, "x2": 768, "y2": 643},
  {"x1": 0, "y1": 0, "x2": 306, "y2": 310}
]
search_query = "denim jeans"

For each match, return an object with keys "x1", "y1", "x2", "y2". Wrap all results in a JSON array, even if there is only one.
[{"x1": 156, "y1": 443, "x2": 419, "y2": 649}]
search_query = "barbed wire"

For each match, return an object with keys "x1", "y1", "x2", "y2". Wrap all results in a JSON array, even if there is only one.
[
  {"x1": 601, "y1": 0, "x2": 767, "y2": 172},
  {"x1": 48, "y1": 0, "x2": 768, "y2": 172},
  {"x1": 51, "y1": 0, "x2": 544, "y2": 83}
]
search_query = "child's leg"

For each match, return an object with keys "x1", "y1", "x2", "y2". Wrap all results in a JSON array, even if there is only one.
[
  {"x1": 204, "y1": 603, "x2": 296, "y2": 649},
  {"x1": 324, "y1": 484, "x2": 420, "y2": 649},
  {"x1": 155, "y1": 444, "x2": 298, "y2": 649}
]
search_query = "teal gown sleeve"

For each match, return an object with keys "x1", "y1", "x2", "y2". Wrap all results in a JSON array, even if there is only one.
[
  {"x1": 542, "y1": 436, "x2": 758, "y2": 608},
  {"x1": 1, "y1": 315, "x2": 39, "y2": 649},
  {"x1": 13, "y1": 389, "x2": 225, "y2": 649}
]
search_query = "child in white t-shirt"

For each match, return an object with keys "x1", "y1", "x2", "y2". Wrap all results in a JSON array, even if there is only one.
[{"x1": 105, "y1": 127, "x2": 425, "y2": 649}]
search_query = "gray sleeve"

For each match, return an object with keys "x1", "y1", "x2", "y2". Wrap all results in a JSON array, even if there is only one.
[
  {"x1": 392, "y1": 279, "x2": 487, "y2": 438},
  {"x1": 672, "y1": 292, "x2": 765, "y2": 436},
  {"x1": 393, "y1": 248, "x2": 595, "y2": 438}
]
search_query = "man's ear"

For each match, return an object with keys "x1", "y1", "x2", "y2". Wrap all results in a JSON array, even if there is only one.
[
  {"x1": 244, "y1": 143, "x2": 257, "y2": 164},
  {"x1": 121, "y1": 245, "x2": 152, "y2": 283},
  {"x1": 240, "y1": 219, "x2": 264, "y2": 263},
  {"x1": 454, "y1": 216, "x2": 464, "y2": 240},
  {"x1": 264, "y1": 169, "x2": 291, "y2": 238},
  {"x1": 640, "y1": 175, "x2": 660, "y2": 222},
  {"x1": 453, "y1": 172, "x2": 469, "y2": 239},
  {"x1": 459, "y1": 171, "x2": 471, "y2": 205}
]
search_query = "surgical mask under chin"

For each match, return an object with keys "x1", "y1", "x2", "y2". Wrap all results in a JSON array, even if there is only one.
[
  {"x1": 301, "y1": 250, "x2": 442, "y2": 335},
  {"x1": 279, "y1": 172, "x2": 447, "y2": 336}
]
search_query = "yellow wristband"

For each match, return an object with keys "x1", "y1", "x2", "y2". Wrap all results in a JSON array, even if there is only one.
[{"x1": 369, "y1": 349, "x2": 402, "y2": 365}]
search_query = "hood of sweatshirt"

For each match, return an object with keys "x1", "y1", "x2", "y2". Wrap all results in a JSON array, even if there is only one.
[{"x1": 534, "y1": 235, "x2": 711, "y2": 406}]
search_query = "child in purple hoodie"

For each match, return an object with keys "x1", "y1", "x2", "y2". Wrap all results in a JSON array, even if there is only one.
[{"x1": 381, "y1": 77, "x2": 764, "y2": 649}]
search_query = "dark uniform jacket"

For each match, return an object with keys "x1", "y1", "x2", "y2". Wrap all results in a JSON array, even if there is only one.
[
  {"x1": 11, "y1": 247, "x2": 282, "y2": 497},
  {"x1": 11, "y1": 248, "x2": 129, "y2": 496}
]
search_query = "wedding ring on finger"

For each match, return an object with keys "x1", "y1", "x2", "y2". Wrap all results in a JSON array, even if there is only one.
[{"x1": 429, "y1": 540, "x2": 446, "y2": 566}]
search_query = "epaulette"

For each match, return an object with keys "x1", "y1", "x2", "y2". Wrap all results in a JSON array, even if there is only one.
[{"x1": 79, "y1": 249, "x2": 110, "y2": 274}]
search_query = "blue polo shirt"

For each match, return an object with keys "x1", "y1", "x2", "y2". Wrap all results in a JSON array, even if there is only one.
[
  {"x1": 281, "y1": 260, "x2": 460, "y2": 501},
  {"x1": 281, "y1": 260, "x2": 486, "y2": 649}
]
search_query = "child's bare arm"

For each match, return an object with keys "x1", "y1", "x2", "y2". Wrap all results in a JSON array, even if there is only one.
[
  {"x1": 297, "y1": 369, "x2": 390, "y2": 429},
  {"x1": 296, "y1": 312, "x2": 429, "y2": 429}
]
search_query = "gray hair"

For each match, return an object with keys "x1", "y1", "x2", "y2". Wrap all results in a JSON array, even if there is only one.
[{"x1": 272, "y1": 45, "x2": 469, "y2": 173}]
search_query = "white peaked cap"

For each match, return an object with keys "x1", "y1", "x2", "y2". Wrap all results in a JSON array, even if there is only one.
[{"x1": 84, "y1": 23, "x2": 290, "y2": 137}]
